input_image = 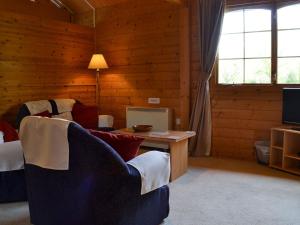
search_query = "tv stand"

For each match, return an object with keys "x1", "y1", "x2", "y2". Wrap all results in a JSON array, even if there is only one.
[{"x1": 270, "y1": 128, "x2": 300, "y2": 176}]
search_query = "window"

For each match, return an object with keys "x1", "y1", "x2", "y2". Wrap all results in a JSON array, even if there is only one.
[{"x1": 218, "y1": 2, "x2": 300, "y2": 85}]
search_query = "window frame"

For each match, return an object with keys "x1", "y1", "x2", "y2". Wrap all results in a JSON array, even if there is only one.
[{"x1": 216, "y1": 1, "x2": 300, "y2": 86}]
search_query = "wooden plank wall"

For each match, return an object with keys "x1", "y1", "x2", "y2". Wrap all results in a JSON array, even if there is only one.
[
  {"x1": 0, "y1": 11, "x2": 95, "y2": 125},
  {"x1": 74, "y1": 11, "x2": 94, "y2": 27},
  {"x1": 210, "y1": 84, "x2": 283, "y2": 160},
  {"x1": 95, "y1": 0, "x2": 182, "y2": 129},
  {"x1": 190, "y1": 0, "x2": 296, "y2": 160}
]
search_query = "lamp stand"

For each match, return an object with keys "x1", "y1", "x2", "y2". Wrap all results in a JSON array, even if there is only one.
[{"x1": 96, "y1": 69, "x2": 100, "y2": 114}]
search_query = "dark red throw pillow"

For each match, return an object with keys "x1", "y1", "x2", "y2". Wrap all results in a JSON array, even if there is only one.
[
  {"x1": 0, "y1": 121, "x2": 19, "y2": 142},
  {"x1": 33, "y1": 110, "x2": 51, "y2": 117},
  {"x1": 72, "y1": 103, "x2": 98, "y2": 129},
  {"x1": 89, "y1": 130, "x2": 144, "y2": 162}
]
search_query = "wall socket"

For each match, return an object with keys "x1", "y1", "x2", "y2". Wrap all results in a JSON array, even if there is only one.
[
  {"x1": 176, "y1": 118, "x2": 181, "y2": 125},
  {"x1": 148, "y1": 98, "x2": 160, "y2": 104}
]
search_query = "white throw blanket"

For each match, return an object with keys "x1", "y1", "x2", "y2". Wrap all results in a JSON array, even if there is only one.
[
  {"x1": 19, "y1": 116, "x2": 71, "y2": 170},
  {"x1": 0, "y1": 131, "x2": 4, "y2": 144},
  {"x1": 54, "y1": 99, "x2": 76, "y2": 113},
  {"x1": 128, "y1": 151, "x2": 170, "y2": 195},
  {"x1": 25, "y1": 100, "x2": 52, "y2": 115},
  {"x1": 0, "y1": 141, "x2": 24, "y2": 172}
]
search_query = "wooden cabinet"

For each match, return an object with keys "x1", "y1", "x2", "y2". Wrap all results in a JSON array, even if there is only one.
[{"x1": 270, "y1": 128, "x2": 300, "y2": 175}]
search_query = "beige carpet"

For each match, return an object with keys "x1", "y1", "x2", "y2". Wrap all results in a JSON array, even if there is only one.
[
  {"x1": 1, "y1": 157, "x2": 300, "y2": 225},
  {"x1": 166, "y1": 158, "x2": 300, "y2": 225}
]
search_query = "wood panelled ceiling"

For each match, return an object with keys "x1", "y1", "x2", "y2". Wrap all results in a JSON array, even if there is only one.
[{"x1": 61, "y1": 0, "x2": 184, "y2": 13}]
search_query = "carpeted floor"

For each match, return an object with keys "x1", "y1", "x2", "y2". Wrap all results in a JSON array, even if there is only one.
[
  {"x1": 1, "y1": 157, "x2": 300, "y2": 225},
  {"x1": 0, "y1": 201, "x2": 30, "y2": 225}
]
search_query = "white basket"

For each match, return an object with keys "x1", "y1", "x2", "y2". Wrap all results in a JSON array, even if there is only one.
[{"x1": 255, "y1": 141, "x2": 270, "y2": 165}]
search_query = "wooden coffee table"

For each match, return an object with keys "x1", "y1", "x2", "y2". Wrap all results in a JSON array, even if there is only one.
[{"x1": 114, "y1": 129, "x2": 196, "y2": 181}]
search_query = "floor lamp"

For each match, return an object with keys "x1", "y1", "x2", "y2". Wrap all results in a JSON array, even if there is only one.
[{"x1": 88, "y1": 54, "x2": 108, "y2": 109}]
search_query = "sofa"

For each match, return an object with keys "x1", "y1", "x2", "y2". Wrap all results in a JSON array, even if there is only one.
[
  {"x1": 0, "y1": 99, "x2": 109, "y2": 203},
  {"x1": 0, "y1": 121, "x2": 26, "y2": 203},
  {"x1": 19, "y1": 116, "x2": 170, "y2": 225},
  {"x1": 0, "y1": 141, "x2": 27, "y2": 203},
  {"x1": 16, "y1": 99, "x2": 78, "y2": 128}
]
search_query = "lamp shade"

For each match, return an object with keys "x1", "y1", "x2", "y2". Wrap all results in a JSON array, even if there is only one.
[{"x1": 88, "y1": 54, "x2": 108, "y2": 70}]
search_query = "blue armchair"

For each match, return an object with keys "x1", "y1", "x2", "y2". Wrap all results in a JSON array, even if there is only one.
[{"x1": 19, "y1": 117, "x2": 169, "y2": 225}]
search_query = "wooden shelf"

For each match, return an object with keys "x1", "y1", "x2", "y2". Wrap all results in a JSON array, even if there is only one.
[
  {"x1": 271, "y1": 129, "x2": 284, "y2": 149},
  {"x1": 285, "y1": 153, "x2": 300, "y2": 160},
  {"x1": 270, "y1": 128, "x2": 300, "y2": 176},
  {"x1": 272, "y1": 146, "x2": 283, "y2": 150}
]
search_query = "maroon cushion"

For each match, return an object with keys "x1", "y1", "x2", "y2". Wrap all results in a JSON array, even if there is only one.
[
  {"x1": 33, "y1": 110, "x2": 51, "y2": 117},
  {"x1": 72, "y1": 103, "x2": 98, "y2": 129},
  {"x1": 89, "y1": 130, "x2": 144, "y2": 162},
  {"x1": 0, "y1": 121, "x2": 19, "y2": 142}
]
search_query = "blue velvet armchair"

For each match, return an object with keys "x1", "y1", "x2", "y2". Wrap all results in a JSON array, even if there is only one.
[{"x1": 20, "y1": 118, "x2": 169, "y2": 225}]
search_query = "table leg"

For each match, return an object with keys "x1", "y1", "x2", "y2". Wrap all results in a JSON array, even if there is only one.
[{"x1": 169, "y1": 139, "x2": 188, "y2": 181}]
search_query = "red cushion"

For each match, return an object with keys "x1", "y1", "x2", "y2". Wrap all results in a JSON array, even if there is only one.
[
  {"x1": 72, "y1": 103, "x2": 98, "y2": 129},
  {"x1": 0, "y1": 121, "x2": 19, "y2": 142},
  {"x1": 89, "y1": 130, "x2": 144, "y2": 161},
  {"x1": 33, "y1": 110, "x2": 51, "y2": 117}
]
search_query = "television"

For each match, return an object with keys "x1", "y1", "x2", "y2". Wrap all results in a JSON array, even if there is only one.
[{"x1": 282, "y1": 88, "x2": 300, "y2": 125}]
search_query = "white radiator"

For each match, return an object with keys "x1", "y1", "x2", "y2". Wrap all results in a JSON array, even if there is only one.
[{"x1": 126, "y1": 107, "x2": 172, "y2": 149}]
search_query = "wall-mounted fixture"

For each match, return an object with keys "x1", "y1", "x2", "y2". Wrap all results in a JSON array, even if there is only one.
[{"x1": 50, "y1": 0, "x2": 74, "y2": 15}]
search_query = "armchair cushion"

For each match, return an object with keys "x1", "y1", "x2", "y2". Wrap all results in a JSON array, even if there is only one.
[
  {"x1": 0, "y1": 121, "x2": 19, "y2": 142},
  {"x1": 72, "y1": 103, "x2": 98, "y2": 129},
  {"x1": 89, "y1": 130, "x2": 144, "y2": 161},
  {"x1": 127, "y1": 151, "x2": 170, "y2": 195}
]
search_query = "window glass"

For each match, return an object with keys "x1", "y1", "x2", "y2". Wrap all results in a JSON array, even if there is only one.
[
  {"x1": 219, "y1": 59, "x2": 244, "y2": 84},
  {"x1": 222, "y1": 10, "x2": 244, "y2": 33},
  {"x1": 245, "y1": 59, "x2": 271, "y2": 83},
  {"x1": 277, "y1": 3, "x2": 300, "y2": 84},
  {"x1": 278, "y1": 58, "x2": 300, "y2": 84},
  {"x1": 245, "y1": 9, "x2": 271, "y2": 32},
  {"x1": 278, "y1": 4, "x2": 300, "y2": 30},
  {"x1": 245, "y1": 32, "x2": 271, "y2": 58},
  {"x1": 219, "y1": 34, "x2": 244, "y2": 59},
  {"x1": 278, "y1": 30, "x2": 300, "y2": 57}
]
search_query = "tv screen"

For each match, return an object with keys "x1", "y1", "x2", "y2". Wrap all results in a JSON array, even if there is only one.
[{"x1": 282, "y1": 88, "x2": 300, "y2": 125}]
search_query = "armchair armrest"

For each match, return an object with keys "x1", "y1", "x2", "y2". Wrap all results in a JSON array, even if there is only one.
[{"x1": 127, "y1": 151, "x2": 170, "y2": 195}]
